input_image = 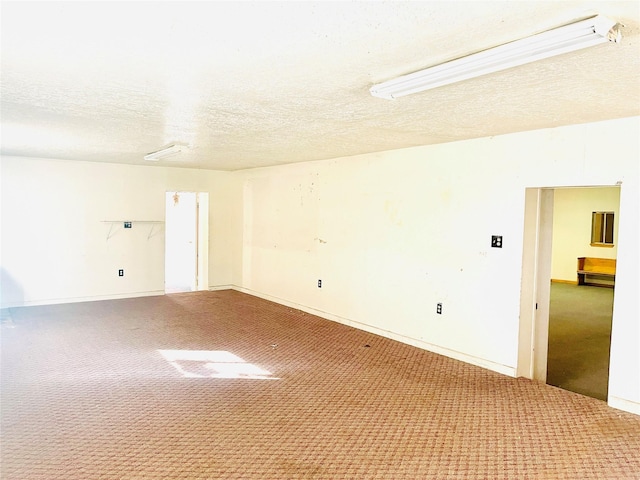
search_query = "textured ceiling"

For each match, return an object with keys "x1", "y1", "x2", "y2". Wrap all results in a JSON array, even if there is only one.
[{"x1": 1, "y1": 1, "x2": 639, "y2": 171}]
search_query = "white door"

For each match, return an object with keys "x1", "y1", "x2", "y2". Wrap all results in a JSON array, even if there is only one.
[
  {"x1": 165, "y1": 192, "x2": 198, "y2": 293},
  {"x1": 517, "y1": 188, "x2": 553, "y2": 381}
]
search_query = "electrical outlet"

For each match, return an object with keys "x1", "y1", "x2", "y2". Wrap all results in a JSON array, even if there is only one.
[
  {"x1": 318, "y1": 279, "x2": 322, "y2": 288},
  {"x1": 436, "y1": 303, "x2": 442, "y2": 314},
  {"x1": 124, "y1": 222, "x2": 132, "y2": 229},
  {"x1": 491, "y1": 235, "x2": 503, "y2": 248},
  {"x1": 118, "y1": 269, "x2": 124, "y2": 277}
]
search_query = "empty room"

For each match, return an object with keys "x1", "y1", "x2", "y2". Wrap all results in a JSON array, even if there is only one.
[{"x1": 1, "y1": 2, "x2": 639, "y2": 479}]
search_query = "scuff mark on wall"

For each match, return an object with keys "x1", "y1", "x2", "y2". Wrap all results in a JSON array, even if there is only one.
[{"x1": 384, "y1": 198, "x2": 403, "y2": 227}]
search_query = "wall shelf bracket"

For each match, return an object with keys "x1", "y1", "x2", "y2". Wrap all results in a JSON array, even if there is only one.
[{"x1": 101, "y1": 221, "x2": 165, "y2": 241}]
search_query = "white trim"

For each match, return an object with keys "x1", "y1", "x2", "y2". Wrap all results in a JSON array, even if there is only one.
[
  {"x1": 608, "y1": 396, "x2": 640, "y2": 416},
  {"x1": 1, "y1": 290, "x2": 164, "y2": 309},
  {"x1": 232, "y1": 286, "x2": 516, "y2": 378},
  {"x1": 209, "y1": 285, "x2": 235, "y2": 291}
]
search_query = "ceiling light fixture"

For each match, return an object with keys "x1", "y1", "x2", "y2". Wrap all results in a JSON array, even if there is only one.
[
  {"x1": 370, "y1": 15, "x2": 621, "y2": 99},
  {"x1": 144, "y1": 144, "x2": 186, "y2": 161}
]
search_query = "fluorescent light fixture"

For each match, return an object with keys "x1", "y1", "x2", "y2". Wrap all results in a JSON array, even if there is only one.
[
  {"x1": 370, "y1": 15, "x2": 621, "y2": 99},
  {"x1": 144, "y1": 144, "x2": 185, "y2": 161}
]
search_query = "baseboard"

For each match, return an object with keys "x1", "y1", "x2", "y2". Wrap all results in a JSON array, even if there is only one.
[
  {"x1": 232, "y1": 285, "x2": 517, "y2": 378},
  {"x1": 551, "y1": 279, "x2": 578, "y2": 285},
  {"x1": 0, "y1": 290, "x2": 165, "y2": 309},
  {"x1": 209, "y1": 285, "x2": 235, "y2": 291},
  {"x1": 608, "y1": 396, "x2": 640, "y2": 416}
]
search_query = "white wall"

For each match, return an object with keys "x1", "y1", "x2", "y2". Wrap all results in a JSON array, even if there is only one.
[
  {"x1": 551, "y1": 187, "x2": 620, "y2": 282},
  {"x1": 1, "y1": 117, "x2": 637, "y2": 416},
  {"x1": 233, "y1": 116, "x2": 640, "y2": 414},
  {"x1": 0, "y1": 156, "x2": 235, "y2": 306}
]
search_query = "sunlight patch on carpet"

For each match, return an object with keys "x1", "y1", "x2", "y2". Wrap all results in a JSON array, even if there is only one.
[{"x1": 158, "y1": 349, "x2": 279, "y2": 380}]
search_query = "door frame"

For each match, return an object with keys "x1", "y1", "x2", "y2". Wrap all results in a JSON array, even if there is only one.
[
  {"x1": 517, "y1": 188, "x2": 554, "y2": 381},
  {"x1": 196, "y1": 192, "x2": 209, "y2": 291},
  {"x1": 164, "y1": 191, "x2": 209, "y2": 293},
  {"x1": 518, "y1": 185, "x2": 620, "y2": 386}
]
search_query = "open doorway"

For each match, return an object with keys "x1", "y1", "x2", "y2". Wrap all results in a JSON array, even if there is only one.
[
  {"x1": 546, "y1": 187, "x2": 618, "y2": 400},
  {"x1": 518, "y1": 186, "x2": 619, "y2": 401},
  {"x1": 165, "y1": 192, "x2": 209, "y2": 293}
]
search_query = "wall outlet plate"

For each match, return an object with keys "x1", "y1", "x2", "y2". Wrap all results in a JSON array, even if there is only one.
[
  {"x1": 124, "y1": 222, "x2": 132, "y2": 228},
  {"x1": 491, "y1": 235, "x2": 503, "y2": 248},
  {"x1": 118, "y1": 269, "x2": 124, "y2": 277}
]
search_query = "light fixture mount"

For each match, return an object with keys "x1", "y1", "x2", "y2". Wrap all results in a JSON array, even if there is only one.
[
  {"x1": 144, "y1": 144, "x2": 187, "y2": 161},
  {"x1": 370, "y1": 15, "x2": 621, "y2": 99}
]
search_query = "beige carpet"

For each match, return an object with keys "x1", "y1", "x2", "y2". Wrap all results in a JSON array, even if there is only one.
[{"x1": 1, "y1": 290, "x2": 639, "y2": 479}]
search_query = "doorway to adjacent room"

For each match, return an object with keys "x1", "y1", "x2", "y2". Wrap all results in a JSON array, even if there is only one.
[
  {"x1": 518, "y1": 186, "x2": 619, "y2": 401},
  {"x1": 164, "y1": 191, "x2": 209, "y2": 293}
]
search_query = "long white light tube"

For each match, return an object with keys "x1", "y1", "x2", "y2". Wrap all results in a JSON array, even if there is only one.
[
  {"x1": 144, "y1": 144, "x2": 184, "y2": 161},
  {"x1": 370, "y1": 15, "x2": 621, "y2": 99}
]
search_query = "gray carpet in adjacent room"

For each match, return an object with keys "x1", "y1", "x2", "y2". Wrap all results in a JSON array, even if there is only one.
[{"x1": 547, "y1": 282, "x2": 614, "y2": 401}]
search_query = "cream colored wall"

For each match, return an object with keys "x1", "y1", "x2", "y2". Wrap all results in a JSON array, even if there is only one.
[
  {"x1": 1, "y1": 117, "x2": 637, "y2": 415},
  {"x1": 233, "y1": 116, "x2": 639, "y2": 414},
  {"x1": 551, "y1": 187, "x2": 620, "y2": 282},
  {"x1": 0, "y1": 156, "x2": 234, "y2": 306}
]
